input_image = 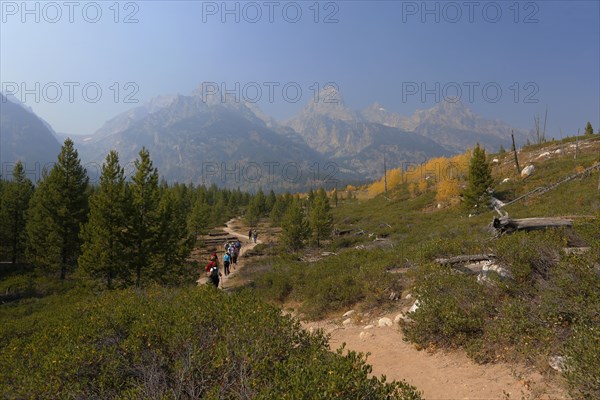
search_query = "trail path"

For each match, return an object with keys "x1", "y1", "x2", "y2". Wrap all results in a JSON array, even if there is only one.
[
  {"x1": 199, "y1": 222, "x2": 567, "y2": 399},
  {"x1": 196, "y1": 219, "x2": 260, "y2": 288},
  {"x1": 304, "y1": 317, "x2": 568, "y2": 400}
]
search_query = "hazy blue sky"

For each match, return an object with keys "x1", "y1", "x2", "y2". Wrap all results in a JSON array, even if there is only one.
[{"x1": 1, "y1": 0, "x2": 598, "y2": 137}]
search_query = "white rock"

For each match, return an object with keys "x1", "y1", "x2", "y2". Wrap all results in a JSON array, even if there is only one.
[
  {"x1": 521, "y1": 165, "x2": 535, "y2": 177},
  {"x1": 490, "y1": 197, "x2": 506, "y2": 208},
  {"x1": 477, "y1": 273, "x2": 494, "y2": 286},
  {"x1": 502, "y1": 178, "x2": 511, "y2": 183},
  {"x1": 482, "y1": 262, "x2": 512, "y2": 278},
  {"x1": 364, "y1": 324, "x2": 374, "y2": 330},
  {"x1": 554, "y1": 149, "x2": 563, "y2": 154},
  {"x1": 549, "y1": 355, "x2": 566, "y2": 372},
  {"x1": 378, "y1": 317, "x2": 393, "y2": 327},
  {"x1": 394, "y1": 313, "x2": 406, "y2": 324},
  {"x1": 405, "y1": 293, "x2": 412, "y2": 300},
  {"x1": 359, "y1": 331, "x2": 373, "y2": 340},
  {"x1": 537, "y1": 152, "x2": 550, "y2": 158},
  {"x1": 408, "y1": 300, "x2": 421, "y2": 313},
  {"x1": 437, "y1": 203, "x2": 443, "y2": 209},
  {"x1": 342, "y1": 318, "x2": 352, "y2": 326},
  {"x1": 343, "y1": 310, "x2": 356, "y2": 318},
  {"x1": 492, "y1": 158, "x2": 499, "y2": 163}
]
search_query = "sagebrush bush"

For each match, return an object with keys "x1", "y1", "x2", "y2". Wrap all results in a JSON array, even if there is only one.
[
  {"x1": 565, "y1": 322, "x2": 600, "y2": 399},
  {"x1": 252, "y1": 250, "x2": 402, "y2": 319},
  {"x1": 495, "y1": 230, "x2": 565, "y2": 285},
  {"x1": 402, "y1": 263, "x2": 495, "y2": 348},
  {"x1": 0, "y1": 286, "x2": 422, "y2": 399}
]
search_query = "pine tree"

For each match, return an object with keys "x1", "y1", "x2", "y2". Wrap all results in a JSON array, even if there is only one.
[
  {"x1": 188, "y1": 196, "x2": 211, "y2": 241},
  {"x1": 269, "y1": 194, "x2": 289, "y2": 226},
  {"x1": 210, "y1": 193, "x2": 227, "y2": 226},
  {"x1": 309, "y1": 188, "x2": 333, "y2": 247},
  {"x1": 244, "y1": 191, "x2": 265, "y2": 226},
  {"x1": 26, "y1": 139, "x2": 89, "y2": 278},
  {"x1": 331, "y1": 189, "x2": 338, "y2": 207},
  {"x1": 152, "y1": 188, "x2": 193, "y2": 284},
  {"x1": 280, "y1": 199, "x2": 310, "y2": 251},
  {"x1": 0, "y1": 162, "x2": 34, "y2": 264},
  {"x1": 254, "y1": 188, "x2": 266, "y2": 215},
  {"x1": 129, "y1": 148, "x2": 160, "y2": 287},
  {"x1": 265, "y1": 189, "x2": 277, "y2": 214},
  {"x1": 463, "y1": 144, "x2": 493, "y2": 210},
  {"x1": 307, "y1": 189, "x2": 315, "y2": 208},
  {"x1": 585, "y1": 121, "x2": 594, "y2": 135},
  {"x1": 79, "y1": 151, "x2": 129, "y2": 288}
]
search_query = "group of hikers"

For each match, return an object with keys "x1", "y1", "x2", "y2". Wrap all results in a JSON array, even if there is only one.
[
  {"x1": 204, "y1": 238, "x2": 242, "y2": 288},
  {"x1": 248, "y1": 228, "x2": 258, "y2": 243}
]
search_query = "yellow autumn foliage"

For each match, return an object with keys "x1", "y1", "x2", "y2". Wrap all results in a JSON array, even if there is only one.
[{"x1": 366, "y1": 150, "x2": 472, "y2": 203}]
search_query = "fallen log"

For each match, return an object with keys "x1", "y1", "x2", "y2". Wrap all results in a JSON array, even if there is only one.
[
  {"x1": 493, "y1": 216, "x2": 573, "y2": 235},
  {"x1": 435, "y1": 254, "x2": 496, "y2": 265},
  {"x1": 335, "y1": 228, "x2": 353, "y2": 236},
  {"x1": 207, "y1": 231, "x2": 228, "y2": 237}
]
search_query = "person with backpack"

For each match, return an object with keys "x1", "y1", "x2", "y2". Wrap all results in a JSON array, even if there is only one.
[
  {"x1": 248, "y1": 228, "x2": 252, "y2": 241},
  {"x1": 232, "y1": 245, "x2": 239, "y2": 266},
  {"x1": 205, "y1": 252, "x2": 221, "y2": 288},
  {"x1": 253, "y1": 230, "x2": 258, "y2": 243},
  {"x1": 223, "y1": 252, "x2": 231, "y2": 276}
]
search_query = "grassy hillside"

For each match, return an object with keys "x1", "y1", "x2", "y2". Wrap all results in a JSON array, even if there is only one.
[{"x1": 242, "y1": 135, "x2": 600, "y2": 399}]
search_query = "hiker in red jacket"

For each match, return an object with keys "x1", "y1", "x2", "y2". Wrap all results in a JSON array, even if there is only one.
[
  {"x1": 205, "y1": 252, "x2": 221, "y2": 287},
  {"x1": 205, "y1": 252, "x2": 218, "y2": 272}
]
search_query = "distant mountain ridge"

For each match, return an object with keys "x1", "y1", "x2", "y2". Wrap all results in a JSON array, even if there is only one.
[
  {"x1": 3, "y1": 85, "x2": 527, "y2": 189},
  {"x1": 76, "y1": 90, "x2": 347, "y2": 191},
  {"x1": 360, "y1": 99, "x2": 525, "y2": 153},
  {"x1": 0, "y1": 93, "x2": 61, "y2": 176}
]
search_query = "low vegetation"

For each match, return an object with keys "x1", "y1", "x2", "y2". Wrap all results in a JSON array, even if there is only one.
[
  {"x1": 0, "y1": 286, "x2": 421, "y2": 399},
  {"x1": 2, "y1": 135, "x2": 599, "y2": 398}
]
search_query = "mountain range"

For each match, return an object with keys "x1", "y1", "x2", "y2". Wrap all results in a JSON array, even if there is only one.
[
  {"x1": 0, "y1": 94, "x2": 61, "y2": 178},
  {"x1": 1, "y1": 85, "x2": 526, "y2": 190}
]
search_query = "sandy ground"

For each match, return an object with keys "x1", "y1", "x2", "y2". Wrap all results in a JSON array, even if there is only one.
[{"x1": 304, "y1": 316, "x2": 568, "y2": 400}]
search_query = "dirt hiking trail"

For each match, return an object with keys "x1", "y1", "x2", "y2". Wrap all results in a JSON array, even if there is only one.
[
  {"x1": 304, "y1": 317, "x2": 568, "y2": 400},
  {"x1": 196, "y1": 219, "x2": 260, "y2": 288},
  {"x1": 201, "y1": 222, "x2": 568, "y2": 399}
]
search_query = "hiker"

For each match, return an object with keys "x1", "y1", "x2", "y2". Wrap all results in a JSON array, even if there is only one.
[
  {"x1": 204, "y1": 252, "x2": 218, "y2": 271},
  {"x1": 235, "y1": 239, "x2": 241, "y2": 250},
  {"x1": 223, "y1": 252, "x2": 231, "y2": 276},
  {"x1": 253, "y1": 230, "x2": 258, "y2": 243},
  {"x1": 248, "y1": 228, "x2": 253, "y2": 241},
  {"x1": 232, "y1": 245, "x2": 239, "y2": 266},
  {"x1": 224, "y1": 241, "x2": 230, "y2": 252},
  {"x1": 205, "y1": 253, "x2": 221, "y2": 287}
]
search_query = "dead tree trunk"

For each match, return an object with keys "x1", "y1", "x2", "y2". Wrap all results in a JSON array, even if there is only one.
[
  {"x1": 511, "y1": 132, "x2": 520, "y2": 174},
  {"x1": 493, "y1": 216, "x2": 573, "y2": 235},
  {"x1": 435, "y1": 254, "x2": 496, "y2": 265}
]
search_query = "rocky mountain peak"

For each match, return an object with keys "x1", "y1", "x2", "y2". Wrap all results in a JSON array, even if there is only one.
[{"x1": 292, "y1": 85, "x2": 358, "y2": 123}]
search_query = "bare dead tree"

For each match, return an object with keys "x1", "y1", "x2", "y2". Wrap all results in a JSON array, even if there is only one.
[{"x1": 511, "y1": 131, "x2": 521, "y2": 174}]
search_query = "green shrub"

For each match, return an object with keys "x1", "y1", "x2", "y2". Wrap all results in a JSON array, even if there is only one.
[
  {"x1": 250, "y1": 250, "x2": 403, "y2": 319},
  {"x1": 403, "y1": 264, "x2": 495, "y2": 348},
  {"x1": 565, "y1": 322, "x2": 600, "y2": 399},
  {"x1": 495, "y1": 230, "x2": 564, "y2": 285},
  {"x1": 0, "y1": 286, "x2": 421, "y2": 399}
]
